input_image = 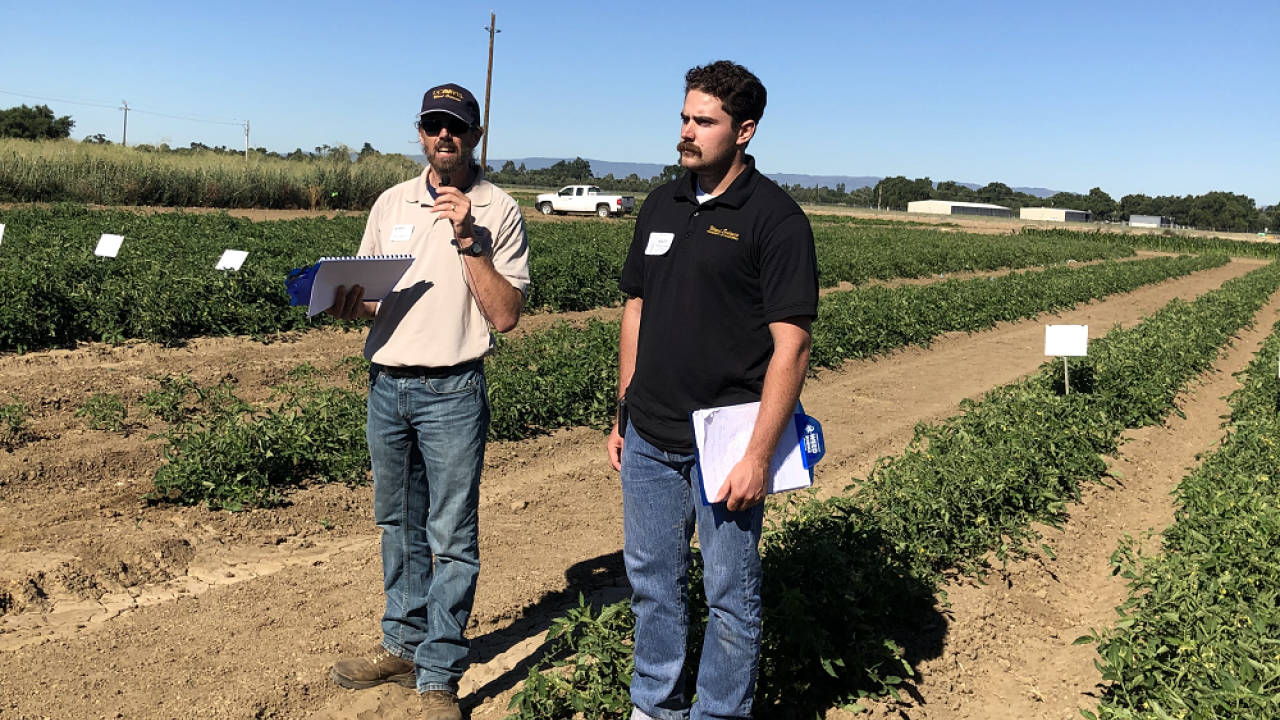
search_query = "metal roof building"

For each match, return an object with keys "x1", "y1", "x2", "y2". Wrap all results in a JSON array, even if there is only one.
[
  {"x1": 1020, "y1": 207, "x2": 1092, "y2": 223},
  {"x1": 1130, "y1": 215, "x2": 1174, "y2": 229},
  {"x1": 907, "y1": 200, "x2": 1012, "y2": 217}
]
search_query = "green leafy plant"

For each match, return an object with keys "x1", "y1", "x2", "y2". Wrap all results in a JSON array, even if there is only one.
[
  {"x1": 141, "y1": 373, "x2": 198, "y2": 423},
  {"x1": 76, "y1": 393, "x2": 128, "y2": 432},
  {"x1": 149, "y1": 367, "x2": 367, "y2": 510},
  {"x1": 507, "y1": 596, "x2": 637, "y2": 720},
  {"x1": 0, "y1": 400, "x2": 32, "y2": 449},
  {"x1": 1081, "y1": 307, "x2": 1280, "y2": 720}
]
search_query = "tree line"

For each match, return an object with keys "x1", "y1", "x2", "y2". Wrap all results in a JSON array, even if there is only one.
[
  {"x1": 494, "y1": 157, "x2": 1277, "y2": 235},
  {"x1": 859, "y1": 176, "x2": 1276, "y2": 233},
  {"x1": 3, "y1": 103, "x2": 1274, "y2": 233}
]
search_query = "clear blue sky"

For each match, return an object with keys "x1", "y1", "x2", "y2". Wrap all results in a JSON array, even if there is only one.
[{"x1": 2, "y1": 0, "x2": 1276, "y2": 203}]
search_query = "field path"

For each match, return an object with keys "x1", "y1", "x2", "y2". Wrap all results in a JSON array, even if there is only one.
[{"x1": 0, "y1": 259, "x2": 1265, "y2": 719}]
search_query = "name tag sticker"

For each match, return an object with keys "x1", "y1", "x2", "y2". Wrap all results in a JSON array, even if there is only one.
[
  {"x1": 390, "y1": 224, "x2": 415, "y2": 242},
  {"x1": 645, "y1": 232, "x2": 674, "y2": 255}
]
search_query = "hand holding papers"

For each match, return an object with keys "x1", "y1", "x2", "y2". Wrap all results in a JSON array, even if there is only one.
[
  {"x1": 691, "y1": 402, "x2": 825, "y2": 506},
  {"x1": 285, "y1": 255, "x2": 415, "y2": 317}
]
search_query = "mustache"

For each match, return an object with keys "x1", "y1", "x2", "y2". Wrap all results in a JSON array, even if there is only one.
[{"x1": 676, "y1": 141, "x2": 701, "y2": 157}]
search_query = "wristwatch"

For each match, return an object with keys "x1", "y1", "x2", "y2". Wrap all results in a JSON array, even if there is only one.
[{"x1": 458, "y1": 239, "x2": 485, "y2": 257}]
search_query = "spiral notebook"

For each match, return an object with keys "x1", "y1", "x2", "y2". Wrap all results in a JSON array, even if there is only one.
[{"x1": 285, "y1": 255, "x2": 415, "y2": 317}]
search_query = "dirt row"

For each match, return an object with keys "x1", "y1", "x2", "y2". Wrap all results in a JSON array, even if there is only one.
[{"x1": 0, "y1": 258, "x2": 1268, "y2": 719}]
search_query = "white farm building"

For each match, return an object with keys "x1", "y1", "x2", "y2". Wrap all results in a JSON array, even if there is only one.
[
  {"x1": 907, "y1": 200, "x2": 1012, "y2": 217},
  {"x1": 1130, "y1": 215, "x2": 1174, "y2": 229},
  {"x1": 1020, "y1": 207, "x2": 1092, "y2": 223}
]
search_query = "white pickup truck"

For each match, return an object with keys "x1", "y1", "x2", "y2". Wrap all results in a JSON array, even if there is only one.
[{"x1": 535, "y1": 185, "x2": 635, "y2": 218}]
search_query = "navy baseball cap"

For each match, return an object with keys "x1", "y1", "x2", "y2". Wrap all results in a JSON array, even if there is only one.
[{"x1": 418, "y1": 83, "x2": 481, "y2": 127}]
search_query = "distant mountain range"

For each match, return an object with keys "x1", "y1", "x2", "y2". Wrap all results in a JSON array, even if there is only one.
[{"x1": 410, "y1": 155, "x2": 1061, "y2": 198}]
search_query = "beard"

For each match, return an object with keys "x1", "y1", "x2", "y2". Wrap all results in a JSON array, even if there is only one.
[
  {"x1": 677, "y1": 139, "x2": 734, "y2": 174},
  {"x1": 426, "y1": 139, "x2": 476, "y2": 178}
]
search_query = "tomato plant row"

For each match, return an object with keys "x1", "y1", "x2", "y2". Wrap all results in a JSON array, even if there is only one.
[
  {"x1": 528, "y1": 217, "x2": 1137, "y2": 312},
  {"x1": 1025, "y1": 226, "x2": 1280, "y2": 261},
  {"x1": 0, "y1": 206, "x2": 1133, "y2": 352},
  {"x1": 1082, "y1": 315, "x2": 1280, "y2": 720},
  {"x1": 147, "y1": 254, "x2": 1228, "y2": 510},
  {"x1": 811, "y1": 254, "x2": 1226, "y2": 367},
  {"x1": 506, "y1": 261, "x2": 1280, "y2": 719}
]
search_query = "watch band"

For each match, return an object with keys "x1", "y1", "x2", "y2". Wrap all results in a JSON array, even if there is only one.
[{"x1": 458, "y1": 240, "x2": 485, "y2": 257}]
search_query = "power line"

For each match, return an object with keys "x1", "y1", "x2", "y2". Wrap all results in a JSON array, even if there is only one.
[
  {"x1": 0, "y1": 88, "x2": 242, "y2": 126},
  {"x1": 0, "y1": 89, "x2": 117, "y2": 111}
]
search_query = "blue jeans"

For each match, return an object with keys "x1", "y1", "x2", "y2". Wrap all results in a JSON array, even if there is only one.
[
  {"x1": 622, "y1": 423, "x2": 764, "y2": 720},
  {"x1": 367, "y1": 363, "x2": 488, "y2": 694}
]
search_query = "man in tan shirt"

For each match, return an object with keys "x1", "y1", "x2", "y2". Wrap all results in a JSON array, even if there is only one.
[{"x1": 327, "y1": 83, "x2": 529, "y2": 720}]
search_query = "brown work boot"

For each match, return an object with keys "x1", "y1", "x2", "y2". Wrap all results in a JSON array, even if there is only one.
[
  {"x1": 421, "y1": 690, "x2": 462, "y2": 720},
  {"x1": 330, "y1": 643, "x2": 416, "y2": 689}
]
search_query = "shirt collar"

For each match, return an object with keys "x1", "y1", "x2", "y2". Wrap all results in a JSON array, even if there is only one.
[{"x1": 672, "y1": 154, "x2": 760, "y2": 209}]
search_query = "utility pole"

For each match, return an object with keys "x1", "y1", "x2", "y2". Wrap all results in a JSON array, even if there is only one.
[
  {"x1": 120, "y1": 100, "x2": 129, "y2": 146},
  {"x1": 481, "y1": 12, "x2": 499, "y2": 174},
  {"x1": 244, "y1": 120, "x2": 250, "y2": 160}
]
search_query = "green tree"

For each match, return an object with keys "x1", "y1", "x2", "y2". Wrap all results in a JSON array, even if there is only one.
[
  {"x1": 657, "y1": 163, "x2": 685, "y2": 183},
  {"x1": 0, "y1": 104, "x2": 75, "y2": 140},
  {"x1": 1046, "y1": 191, "x2": 1086, "y2": 210},
  {"x1": 81, "y1": 133, "x2": 111, "y2": 145},
  {"x1": 1190, "y1": 191, "x2": 1256, "y2": 232},
  {"x1": 1120, "y1": 193, "x2": 1154, "y2": 219},
  {"x1": 847, "y1": 186, "x2": 874, "y2": 207},
  {"x1": 873, "y1": 176, "x2": 933, "y2": 210},
  {"x1": 976, "y1": 182, "x2": 1013, "y2": 205},
  {"x1": 1082, "y1": 187, "x2": 1118, "y2": 221},
  {"x1": 934, "y1": 181, "x2": 975, "y2": 202}
]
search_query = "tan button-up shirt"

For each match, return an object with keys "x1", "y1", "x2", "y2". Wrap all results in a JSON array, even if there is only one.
[{"x1": 358, "y1": 169, "x2": 530, "y2": 368}]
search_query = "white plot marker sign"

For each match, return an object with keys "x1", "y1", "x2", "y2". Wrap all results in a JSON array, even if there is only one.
[
  {"x1": 215, "y1": 249, "x2": 249, "y2": 271},
  {"x1": 1046, "y1": 325, "x2": 1088, "y2": 393},
  {"x1": 0, "y1": 223, "x2": 6, "y2": 249},
  {"x1": 94, "y1": 234, "x2": 125, "y2": 258}
]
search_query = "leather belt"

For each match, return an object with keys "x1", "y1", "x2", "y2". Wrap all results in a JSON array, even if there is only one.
[{"x1": 374, "y1": 360, "x2": 481, "y2": 379}]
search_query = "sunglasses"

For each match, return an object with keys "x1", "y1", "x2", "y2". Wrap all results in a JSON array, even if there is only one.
[{"x1": 420, "y1": 116, "x2": 472, "y2": 136}]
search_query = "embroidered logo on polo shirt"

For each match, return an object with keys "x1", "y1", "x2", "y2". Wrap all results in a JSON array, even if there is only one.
[{"x1": 706, "y1": 225, "x2": 740, "y2": 241}]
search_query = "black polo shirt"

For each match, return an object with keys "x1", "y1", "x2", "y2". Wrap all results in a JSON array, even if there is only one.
[{"x1": 619, "y1": 155, "x2": 818, "y2": 454}]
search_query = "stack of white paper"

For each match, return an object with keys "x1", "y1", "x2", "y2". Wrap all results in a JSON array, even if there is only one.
[{"x1": 691, "y1": 401, "x2": 811, "y2": 504}]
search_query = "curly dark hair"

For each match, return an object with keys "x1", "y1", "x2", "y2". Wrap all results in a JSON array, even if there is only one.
[{"x1": 684, "y1": 61, "x2": 767, "y2": 128}]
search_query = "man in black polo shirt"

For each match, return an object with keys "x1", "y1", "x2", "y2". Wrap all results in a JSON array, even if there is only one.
[{"x1": 606, "y1": 61, "x2": 818, "y2": 720}]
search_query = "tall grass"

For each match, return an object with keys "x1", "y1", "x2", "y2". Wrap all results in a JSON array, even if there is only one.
[{"x1": 0, "y1": 139, "x2": 422, "y2": 210}]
